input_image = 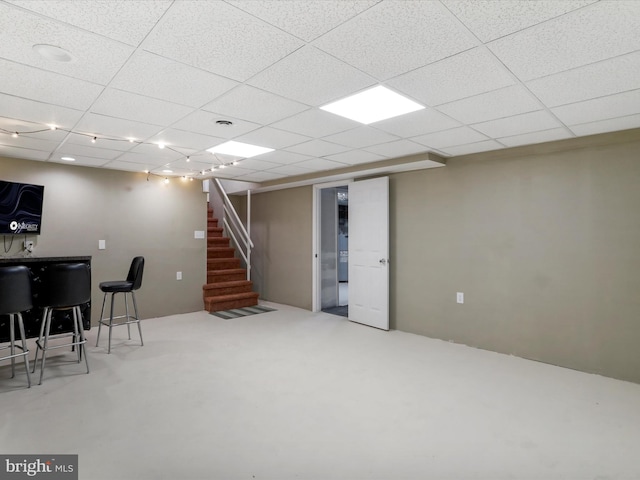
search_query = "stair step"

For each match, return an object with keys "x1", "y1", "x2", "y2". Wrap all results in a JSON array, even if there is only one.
[
  {"x1": 203, "y1": 280, "x2": 253, "y2": 296},
  {"x1": 208, "y1": 226, "x2": 223, "y2": 237},
  {"x1": 205, "y1": 292, "x2": 259, "y2": 312},
  {"x1": 207, "y1": 269, "x2": 247, "y2": 283},
  {"x1": 207, "y1": 258, "x2": 241, "y2": 270},
  {"x1": 207, "y1": 247, "x2": 235, "y2": 258},
  {"x1": 208, "y1": 218, "x2": 219, "y2": 227},
  {"x1": 207, "y1": 237, "x2": 230, "y2": 247}
]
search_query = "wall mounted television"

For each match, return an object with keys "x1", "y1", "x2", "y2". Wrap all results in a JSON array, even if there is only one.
[{"x1": 0, "y1": 180, "x2": 45, "y2": 235}]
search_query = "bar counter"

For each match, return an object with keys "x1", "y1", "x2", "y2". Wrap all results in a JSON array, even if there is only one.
[{"x1": 0, "y1": 256, "x2": 91, "y2": 342}]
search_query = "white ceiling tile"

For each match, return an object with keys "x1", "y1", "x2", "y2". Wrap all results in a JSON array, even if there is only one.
[
  {"x1": 325, "y1": 149, "x2": 386, "y2": 165},
  {"x1": 437, "y1": 85, "x2": 541, "y2": 124},
  {"x1": 143, "y1": 1, "x2": 303, "y2": 82},
  {"x1": 0, "y1": 59, "x2": 103, "y2": 110},
  {"x1": 253, "y1": 150, "x2": 313, "y2": 165},
  {"x1": 0, "y1": 117, "x2": 68, "y2": 141},
  {"x1": 0, "y1": 144, "x2": 50, "y2": 161},
  {"x1": 111, "y1": 51, "x2": 238, "y2": 108},
  {"x1": 127, "y1": 142, "x2": 186, "y2": 163},
  {"x1": 248, "y1": 46, "x2": 376, "y2": 106},
  {"x1": 90, "y1": 89, "x2": 194, "y2": 126},
  {"x1": 439, "y1": 139, "x2": 504, "y2": 156},
  {"x1": 488, "y1": 1, "x2": 640, "y2": 81},
  {"x1": 498, "y1": 128, "x2": 573, "y2": 148},
  {"x1": 372, "y1": 108, "x2": 461, "y2": 138},
  {"x1": 228, "y1": 0, "x2": 378, "y2": 42},
  {"x1": 0, "y1": 133, "x2": 59, "y2": 153},
  {"x1": 146, "y1": 129, "x2": 225, "y2": 151},
  {"x1": 0, "y1": 3, "x2": 134, "y2": 85},
  {"x1": 364, "y1": 140, "x2": 431, "y2": 158},
  {"x1": 203, "y1": 86, "x2": 309, "y2": 125},
  {"x1": 226, "y1": 158, "x2": 283, "y2": 171},
  {"x1": 412, "y1": 127, "x2": 489, "y2": 149},
  {"x1": 6, "y1": 0, "x2": 172, "y2": 46},
  {"x1": 472, "y1": 111, "x2": 563, "y2": 138},
  {"x1": 551, "y1": 90, "x2": 640, "y2": 126},
  {"x1": 101, "y1": 159, "x2": 155, "y2": 173},
  {"x1": 113, "y1": 151, "x2": 175, "y2": 168},
  {"x1": 235, "y1": 171, "x2": 286, "y2": 182},
  {"x1": 233, "y1": 127, "x2": 310, "y2": 150},
  {"x1": 267, "y1": 164, "x2": 316, "y2": 176},
  {"x1": 210, "y1": 165, "x2": 256, "y2": 179},
  {"x1": 293, "y1": 158, "x2": 349, "y2": 172},
  {"x1": 271, "y1": 109, "x2": 360, "y2": 138},
  {"x1": 0, "y1": 93, "x2": 83, "y2": 128},
  {"x1": 527, "y1": 51, "x2": 640, "y2": 107},
  {"x1": 72, "y1": 113, "x2": 163, "y2": 144},
  {"x1": 388, "y1": 47, "x2": 516, "y2": 107},
  {"x1": 285, "y1": 140, "x2": 349, "y2": 157},
  {"x1": 443, "y1": 0, "x2": 597, "y2": 43},
  {"x1": 570, "y1": 114, "x2": 640, "y2": 137},
  {"x1": 56, "y1": 143, "x2": 123, "y2": 160},
  {"x1": 165, "y1": 157, "x2": 212, "y2": 171},
  {"x1": 170, "y1": 111, "x2": 260, "y2": 139},
  {"x1": 62, "y1": 132, "x2": 136, "y2": 154},
  {"x1": 51, "y1": 156, "x2": 110, "y2": 168},
  {"x1": 323, "y1": 127, "x2": 399, "y2": 149},
  {"x1": 313, "y1": 1, "x2": 478, "y2": 80}
]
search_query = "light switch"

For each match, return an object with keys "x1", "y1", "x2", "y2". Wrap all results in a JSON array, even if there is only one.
[
  {"x1": 99, "y1": 240, "x2": 106, "y2": 250},
  {"x1": 176, "y1": 271, "x2": 182, "y2": 280},
  {"x1": 194, "y1": 230, "x2": 205, "y2": 239}
]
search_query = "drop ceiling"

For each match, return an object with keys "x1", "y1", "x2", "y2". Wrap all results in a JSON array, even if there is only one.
[{"x1": 1, "y1": 0, "x2": 639, "y2": 184}]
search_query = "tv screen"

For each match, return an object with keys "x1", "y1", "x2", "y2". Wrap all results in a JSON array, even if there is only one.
[{"x1": 0, "y1": 180, "x2": 45, "y2": 235}]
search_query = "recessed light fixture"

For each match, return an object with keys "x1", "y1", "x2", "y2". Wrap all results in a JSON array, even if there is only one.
[
  {"x1": 215, "y1": 120, "x2": 233, "y2": 126},
  {"x1": 33, "y1": 44, "x2": 76, "y2": 63},
  {"x1": 61, "y1": 156, "x2": 75, "y2": 162},
  {"x1": 207, "y1": 140, "x2": 273, "y2": 158},
  {"x1": 320, "y1": 85, "x2": 424, "y2": 124}
]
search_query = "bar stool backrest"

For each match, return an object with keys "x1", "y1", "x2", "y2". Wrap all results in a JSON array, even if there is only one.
[
  {"x1": 36, "y1": 263, "x2": 91, "y2": 309},
  {"x1": 0, "y1": 265, "x2": 32, "y2": 314},
  {"x1": 126, "y1": 256, "x2": 144, "y2": 291}
]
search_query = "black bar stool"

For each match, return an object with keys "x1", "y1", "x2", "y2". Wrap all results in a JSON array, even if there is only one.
[
  {"x1": 96, "y1": 256, "x2": 144, "y2": 354},
  {"x1": 0, "y1": 266, "x2": 32, "y2": 388},
  {"x1": 32, "y1": 263, "x2": 91, "y2": 385}
]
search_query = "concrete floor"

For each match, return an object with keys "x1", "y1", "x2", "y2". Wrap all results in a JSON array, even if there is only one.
[{"x1": 2, "y1": 302, "x2": 640, "y2": 480}]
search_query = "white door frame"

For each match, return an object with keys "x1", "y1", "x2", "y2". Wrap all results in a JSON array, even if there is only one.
[{"x1": 312, "y1": 179, "x2": 352, "y2": 312}]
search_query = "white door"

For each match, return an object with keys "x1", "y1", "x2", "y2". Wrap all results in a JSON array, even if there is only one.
[{"x1": 348, "y1": 177, "x2": 389, "y2": 330}]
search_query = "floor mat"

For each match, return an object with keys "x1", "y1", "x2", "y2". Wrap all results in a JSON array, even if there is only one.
[
  {"x1": 209, "y1": 305, "x2": 276, "y2": 319},
  {"x1": 322, "y1": 305, "x2": 348, "y2": 317}
]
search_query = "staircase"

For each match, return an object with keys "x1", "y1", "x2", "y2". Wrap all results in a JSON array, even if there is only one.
[{"x1": 203, "y1": 205, "x2": 259, "y2": 311}]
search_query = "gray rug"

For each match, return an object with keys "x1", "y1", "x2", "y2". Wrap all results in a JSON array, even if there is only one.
[{"x1": 210, "y1": 305, "x2": 276, "y2": 319}]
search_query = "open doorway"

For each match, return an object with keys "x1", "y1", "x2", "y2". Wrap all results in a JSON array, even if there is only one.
[{"x1": 319, "y1": 185, "x2": 349, "y2": 317}]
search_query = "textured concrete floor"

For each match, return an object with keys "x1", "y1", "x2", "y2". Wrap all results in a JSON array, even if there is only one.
[{"x1": 2, "y1": 302, "x2": 640, "y2": 480}]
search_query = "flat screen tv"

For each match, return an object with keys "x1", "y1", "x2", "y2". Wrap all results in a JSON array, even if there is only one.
[{"x1": 0, "y1": 180, "x2": 45, "y2": 235}]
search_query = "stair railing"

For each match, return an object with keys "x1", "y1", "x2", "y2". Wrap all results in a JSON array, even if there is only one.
[{"x1": 212, "y1": 178, "x2": 253, "y2": 281}]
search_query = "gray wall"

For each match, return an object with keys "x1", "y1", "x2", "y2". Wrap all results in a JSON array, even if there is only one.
[
  {"x1": 243, "y1": 186, "x2": 313, "y2": 309},
  {"x1": 245, "y1": 130, "x2": 640, "y2": 383},
  {"x1": 1, "y1": 156, "x2": 207, "y2": 322}
]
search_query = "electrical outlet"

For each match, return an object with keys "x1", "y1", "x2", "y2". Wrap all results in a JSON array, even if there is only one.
[
  {"x1": 24, "y1": 240, "x2": 34, "y2": 252},
  {"x1": 456, "y1": 292, "x2": 464, "y2": 304}
]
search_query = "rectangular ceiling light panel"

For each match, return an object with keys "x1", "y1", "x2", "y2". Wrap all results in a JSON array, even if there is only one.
[
  {"x1": 206, "y1": 140, "x2": 274, "y2": 158},
  {"x1": 320, "y1": 85, "x2": 425, "y2": 124}
]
